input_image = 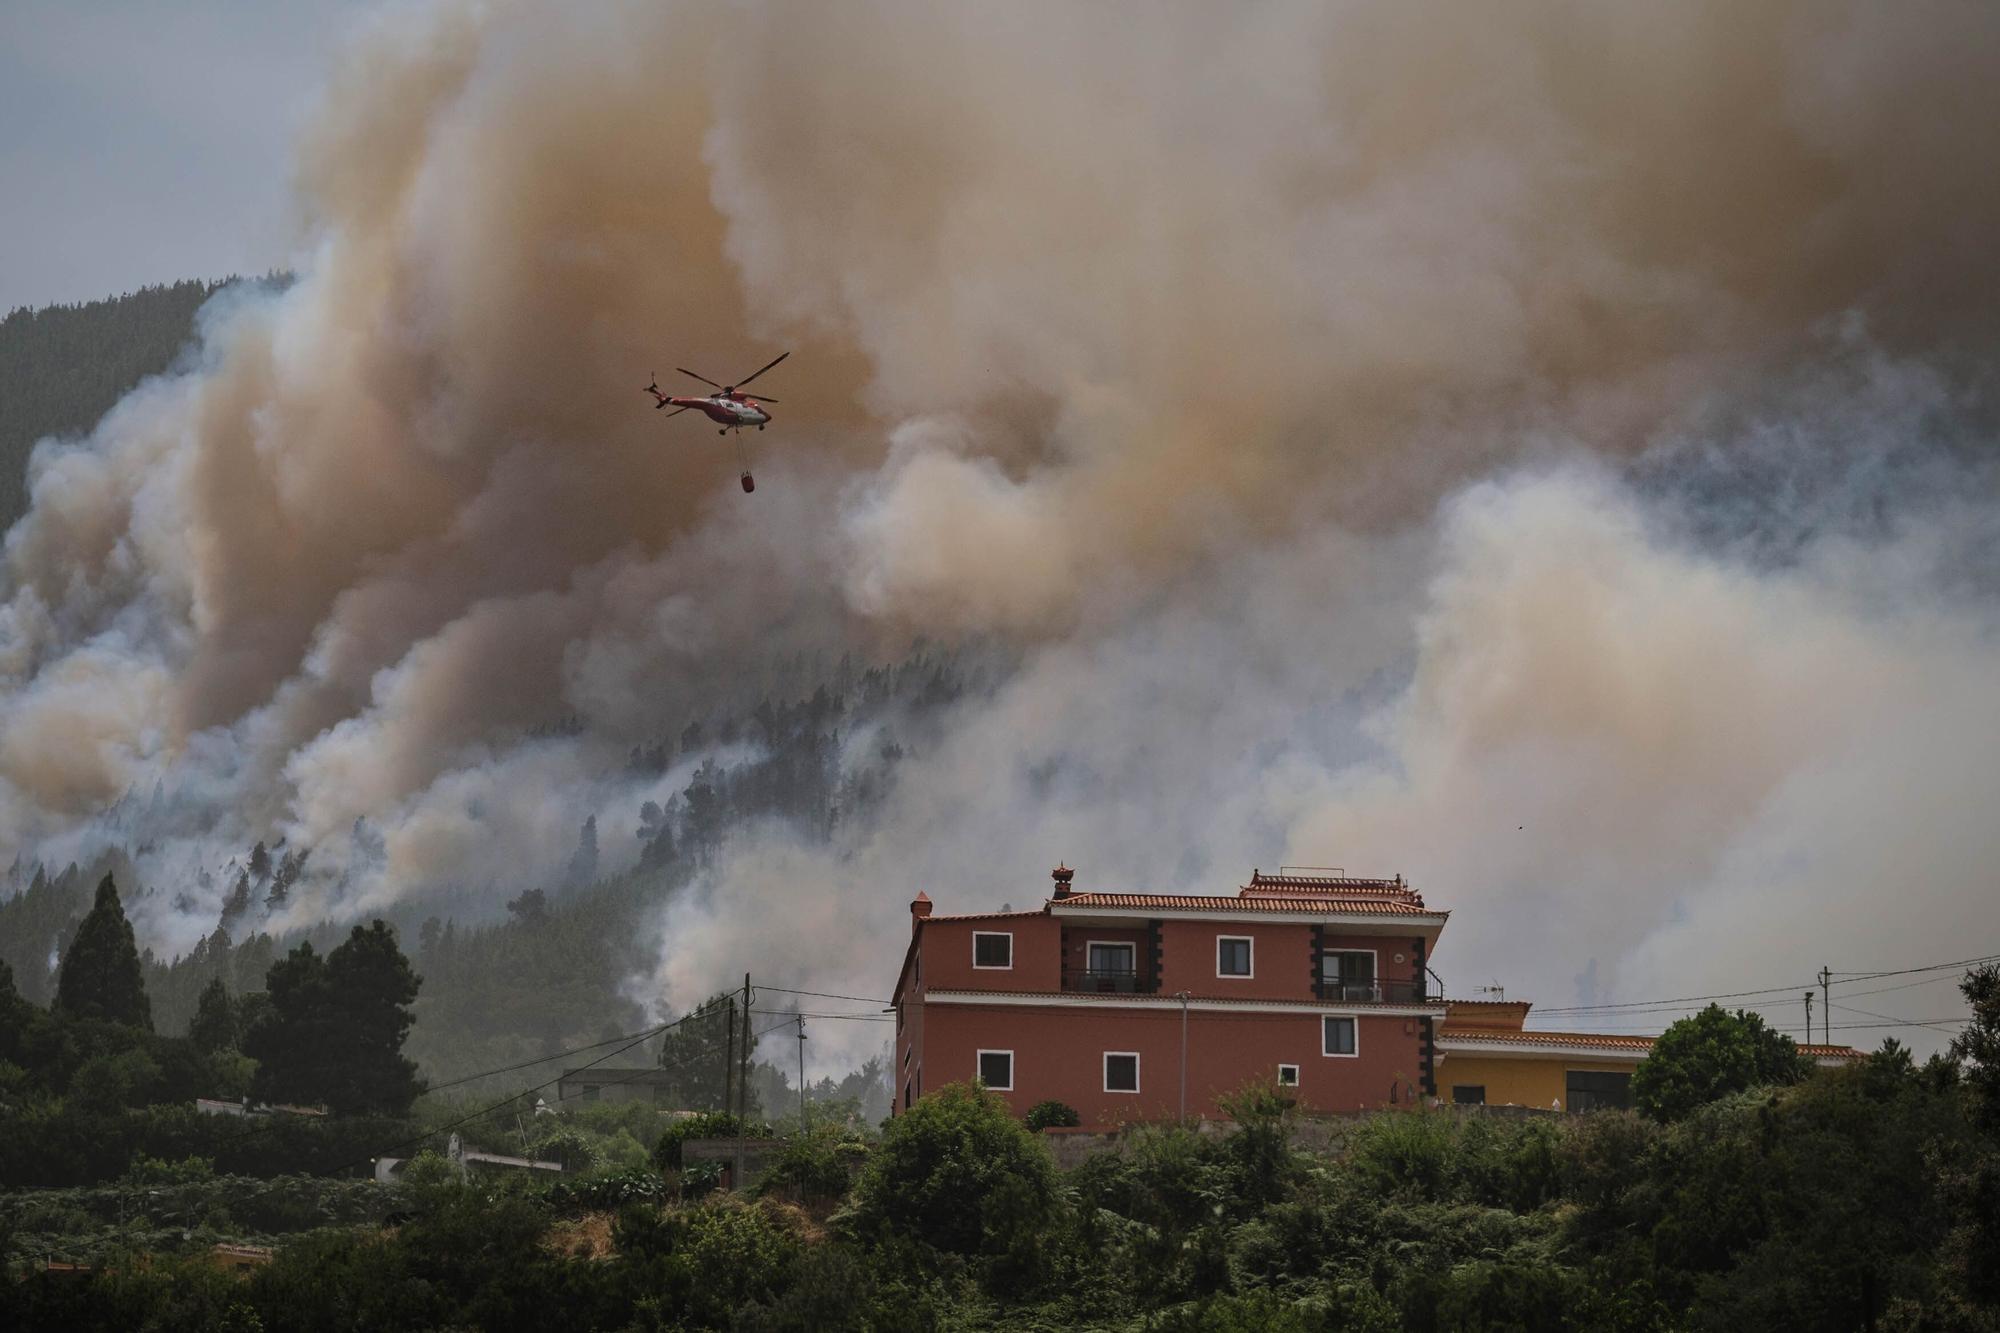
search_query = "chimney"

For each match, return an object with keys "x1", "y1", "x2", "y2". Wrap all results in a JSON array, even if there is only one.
[
  {"x1": 911, "y1": 891, "x2": 932, "y2": 919},
  {"x1": 1051, "y1": 864, "x2": 1074, "y2": 900}
]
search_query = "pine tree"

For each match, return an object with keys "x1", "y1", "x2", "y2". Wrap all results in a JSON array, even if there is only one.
[
  {"x1": 264, "y1": 849, "x2": 305, "y2": 912},
  {"x1": 654, "y1": 993, "x2": 755, "y2": 1112},
  {"x1": 247, "y1": 842, "x2": 271, "y2": 882},
  {"x1": 220, "y1": 871, "x2": 251, "y2": 923},
  {"x1": 245, "y1": 922, "x2": 424, "y2": 1114},
  {"x1": 567, "y1": 815, "x2": 600, "y2": 885},
  {"x1": 245, "y1": 942, "x2": 335, "y2": 1108},
  {"x1": 188, "y1": 976, "x2": 237, "y2": 1053},
  {"x1": 324, "y1": 921, "x2": 424, "y2": 1115},
  {"x1": 53, "y1": 874, "x2": 152, "y2": 1030}
]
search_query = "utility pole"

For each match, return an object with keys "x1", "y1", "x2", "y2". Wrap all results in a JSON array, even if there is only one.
[
  {"x1": 1819, "y1": 964, "x2": 1832, "y2": 1048},
  {"x1": 798, "y1": 1016, "x2": 808, "y2": 1125},
  {"x1": 736, "y1": 973, "x2": 752, "y2": 1188},
  {"x1": 1803, "y1": 991, "x2": 1814, "y2": 1047},
  {"x1": 723, "y1": 997, "x2": 735, "y2": 1117},
  {"x1": 1176, "y1": 991, "x2": 1191, "y2": 1125}
]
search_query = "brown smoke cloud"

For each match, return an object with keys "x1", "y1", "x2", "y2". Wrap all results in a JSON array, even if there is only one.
[{"x1": 3, "y1": 1, "x2": 1997, "y2": 1056}]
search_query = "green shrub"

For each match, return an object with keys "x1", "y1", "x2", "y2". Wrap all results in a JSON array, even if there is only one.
[
  {"x1": 525, "y1": 1125, "x2": 601, "y2": 1173},
  {"x1": 123, "y1": 1153, "x2": 215, "y2": 1185},
  {"x1": 1343, "y1": 1108, "x2": 1457, "y2": 1200},
  {"x1": 544, "y1": 1165, "x2": 666, "y2": 1211},
  {"x1": 614, "y1": 1198, "x2": 804, "y2": 1328},
  {"x1": 1024, "y1": 1099, "x2": 1081, "y2": 1132},
  {"x1": 846, "y1": 1082, "x2": 1065, "y2": 1299},
  {"x1": 652, "y1": 1109, "x2": 767, "y2": 1170},
  {"x1": 0, "y1": 1101, "x2": 421, "y2": 1186},
  {"x1": 1631, "y1": 1004, "x2": 1809, "y2": 1122},
  {"x1": 756, "y1": 1126, "x2": 861, "y2": 1204}
]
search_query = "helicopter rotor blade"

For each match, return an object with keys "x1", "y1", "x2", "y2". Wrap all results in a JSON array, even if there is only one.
[
  {"x1": 664, "y1": 406, "x2": 690, "y2": 417},
  {"x1": 732, "y1": 351, "x2": 789, "y2": 389},
  {"x1": 676, "y1": 367, "x2": 724, "y2": 390},
  {"x1": 742, "y1": 395, "x2": 778, "y2": 403}
]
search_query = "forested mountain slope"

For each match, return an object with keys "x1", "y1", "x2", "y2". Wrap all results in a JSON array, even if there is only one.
[
  {"x1": 0, "y1": 650, "x2": 977, "y2": 1090},
  {"x1": 0, "y1": 278, "x2": 273, "y2": 528}
]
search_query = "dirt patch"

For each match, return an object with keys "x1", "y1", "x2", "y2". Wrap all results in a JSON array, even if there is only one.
[{"x1": 543, "y1": 1211, "x2": 615, "y2": 1260}]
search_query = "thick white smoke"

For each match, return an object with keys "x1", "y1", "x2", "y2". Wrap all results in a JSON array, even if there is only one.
[{"x1": 4, "y1": 1, "x2": 1998, "y2": 1062}]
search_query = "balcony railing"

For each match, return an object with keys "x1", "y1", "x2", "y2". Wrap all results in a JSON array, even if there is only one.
[
  {"x1": 1057, "y1": 970, "x2": 1431, "y2": 1002},
  {"x1": 1064, "y1": 968, "x2": 1151, "y2": 994},
  {"x1": 1320, "y1": 978, "x2": 1430, "y2": 1003}
]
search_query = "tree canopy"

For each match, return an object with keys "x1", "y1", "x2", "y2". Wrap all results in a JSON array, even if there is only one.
[
  {"x1": 1631, "y1": 1002, "x2": 1809, "y2": 1121},
  {"x1": 846, "y1": 1082, "x2": 1062, "y2": 1266},
  {"x1": 53, "y1": 874, "x2": 152, "y2": 1031},
  {"x1": 244, "y1": 921, "x2": 424, "y2": 1115},
  {"x1": 187, "y1": 977, "x2": 238, "y2": 1054},
  {"x1": 1951, "y1": 963, "x2": 2000, "y2": 1134},
  {"x1": 654, "y1": 993, "x2": 758, "y2": 1114}
]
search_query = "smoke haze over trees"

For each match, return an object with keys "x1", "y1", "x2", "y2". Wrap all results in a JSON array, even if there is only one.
[{"x1": 1, "y1": 0, "x2": 1997, "y2": 1068}]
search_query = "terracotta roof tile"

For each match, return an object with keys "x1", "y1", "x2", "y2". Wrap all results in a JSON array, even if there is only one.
[
  {"x1": 1055, "y1": 892, "x2": 1443, "y2": 917},
  {"x1": 1440, "y1": 1028, "x2": 1656, "y2": 1051},
  {"x1": 1241, "y1": 873, "x2": 1406, "y2": 893},
  {"x1": 927, "y1": 988, "x2": 1445, "y2": 1009},
  {"x1": 922, "y1": 909, "x2": 1047, "y2": 923},
  {"x1": 1440, "y1": 1028, "x2": 1866, "y2": 1061}
]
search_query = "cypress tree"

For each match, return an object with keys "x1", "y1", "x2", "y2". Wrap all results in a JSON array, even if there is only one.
[{"x1": 53, "y1": 874, "x2": 153, "y2": 1030}]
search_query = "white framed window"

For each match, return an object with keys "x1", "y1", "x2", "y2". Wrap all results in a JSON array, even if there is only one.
[
  {"x1": 1104, "y1": 1051, "x2": 1141, "y2": 1094},
  {"x1": 1216, "y1": 935, "x2": 1254, "y2": 978},
  {"x1": 976, "y1": 1049, "x2": 1014, "y2": 1091},
  {"x1": 1277, "y1": 1064, "x2": 1300, "y2": 1087},
  {"x1": 1322, "y1": 1016, "x2": 1358, "y2": 1057},
  {"x1": 973, "y1": 932, "x2": 1013, "y2": 969},
  {"x1": 1320, "y1": 949, "x2": 1378, "y2": 1001}
]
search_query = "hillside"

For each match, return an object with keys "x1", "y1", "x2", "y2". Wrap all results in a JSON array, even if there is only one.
[{"x1": 0, "y1": 279, "x2": 259, "y2": 530}]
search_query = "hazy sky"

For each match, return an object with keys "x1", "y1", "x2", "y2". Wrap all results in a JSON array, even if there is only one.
[{"x1": 0, "y1": 0, "x2": 362, "y2": 312}]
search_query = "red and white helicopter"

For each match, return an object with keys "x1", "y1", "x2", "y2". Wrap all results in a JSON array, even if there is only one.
[{"x1": 645, "y1": 352, "x2": 789, "y2": 492}]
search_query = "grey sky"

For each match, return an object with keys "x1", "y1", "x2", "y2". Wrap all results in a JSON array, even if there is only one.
[{"x1": 0, "y1": 0, "x2": 364, "y2": 313}]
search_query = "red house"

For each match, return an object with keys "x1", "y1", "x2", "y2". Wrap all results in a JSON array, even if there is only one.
[{"x1": 890, "y1": 867, "x2": 1450, "y2": 1124}]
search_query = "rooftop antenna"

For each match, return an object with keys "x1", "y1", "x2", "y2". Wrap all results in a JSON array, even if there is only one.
[{"x1": 1475, "y1": 983, "x2": 1506, "y2": 1002}]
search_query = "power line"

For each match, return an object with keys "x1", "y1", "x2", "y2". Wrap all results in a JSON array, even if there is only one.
[
  {"x1": 1533, "y1": 982, "x2": 1816, "y2": 1014},
  {"x1": 1833, "y1": 972, "x2": 1970, "y2": 1001},
  {"x1": 335, "y1": 1007, "x2": 809, "y2": 1177},
  {"x1": 1831, "y1": 1001, "x2": 1968, "y2": 1037},
  {"x1": 1519, "y1": 947, "x2": 1997, "y2": 1021},
  {"x1": 199, "y1": 1016, "x2": 692, "y2": 1152},
  {"x1": 326, "y1": 1015, "x2": 692, "y2": 1175},
  {"x1": 1831, "y1": 952, "x2": 2000, "y2": 982},
  {"x1": 1773, "y1": 1017, "x2": 1968, "y2": 1033},
  {"x1": 757, "y1": 985, "x2": 892, "y2": 1005}
]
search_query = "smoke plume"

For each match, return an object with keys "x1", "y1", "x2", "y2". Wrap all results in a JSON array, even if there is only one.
[{"x1": 4, "y1": 0, "x2": 1997, "y2": 1059}]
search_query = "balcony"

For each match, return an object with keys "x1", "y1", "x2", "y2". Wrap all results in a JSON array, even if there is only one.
[
  {"x1": 1320, "y1": 978, "x2": 1430, "y2": 1004},
  {"x1": 1064, "y1": 968, "x2": 1152, "y2": 995}
]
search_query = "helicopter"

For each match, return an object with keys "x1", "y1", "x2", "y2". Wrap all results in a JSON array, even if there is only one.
[{"x1": 645, "y1": 352, "x2": 789, "y2": 492}]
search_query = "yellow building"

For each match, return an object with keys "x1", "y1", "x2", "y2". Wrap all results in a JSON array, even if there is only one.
[{"x1": 1435, "y1": 1000, "x2": 1862, "y2": 1111}]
